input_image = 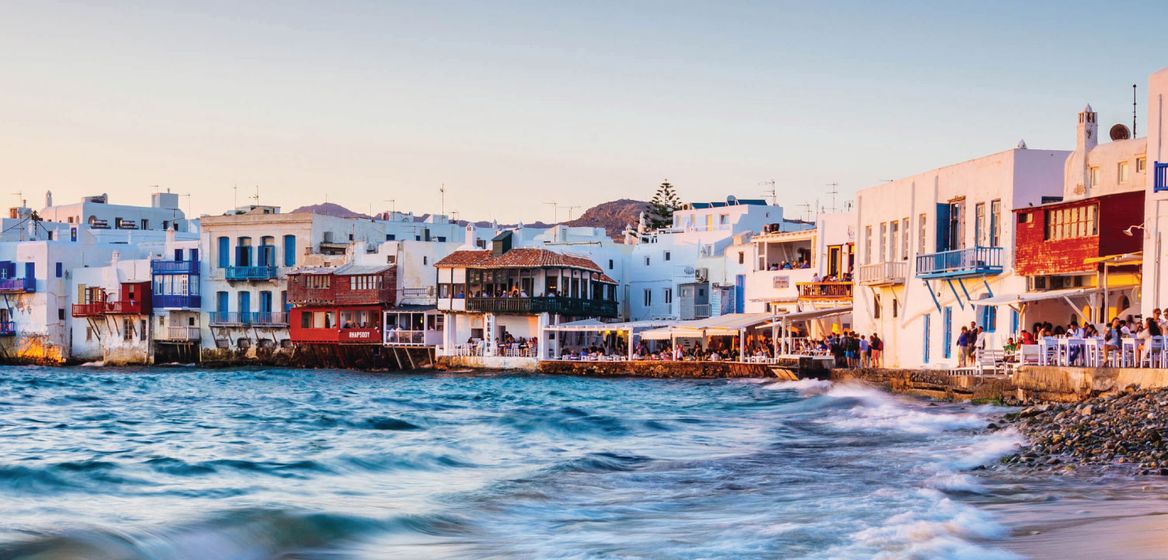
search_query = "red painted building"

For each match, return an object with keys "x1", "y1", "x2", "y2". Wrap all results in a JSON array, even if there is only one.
[
  {"x1": 71, "y1": 281, "x2": 153, "y2": 317},
  {"x1": 287, "y1": 264, "x2": 397, "y2": 345},
  {"x1": 1013, "y1": 190, "x2": 1144, "y2": 279}
]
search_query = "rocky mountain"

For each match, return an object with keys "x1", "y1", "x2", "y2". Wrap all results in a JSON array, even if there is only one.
[
  {"x1": 565, "y1": 199, "x2": 648, "y2": 239},
  {"x1": 290, "y1": 202, "x2": 369, "y2": 219}
]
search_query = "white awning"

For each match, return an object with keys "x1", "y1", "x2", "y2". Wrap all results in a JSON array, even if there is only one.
[
  {"x1": 636, "y1": 313, "x2": 774, "y2": 340},
  {"x1": 759, "y1": 307, "x2": 852, "y2": 328},
  {"x1": 974, "y1": 288, "x2": 1099, "y2": 306}
]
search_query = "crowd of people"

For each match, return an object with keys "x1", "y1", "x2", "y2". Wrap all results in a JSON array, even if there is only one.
[{"x1": 1002, "y1": 310, "x2": 1168, "y2": 366}]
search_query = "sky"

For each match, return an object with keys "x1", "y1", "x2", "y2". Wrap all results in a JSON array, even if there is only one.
[{"x1": 0, "y1": 0, "x2": 1164, "y2": 223}]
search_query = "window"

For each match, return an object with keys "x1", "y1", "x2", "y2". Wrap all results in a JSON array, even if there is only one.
[
  {"x1": 980, "y1": 305, "x2": 998, "y2": 333},
  {"x1": 864, "y1": 225, "x2": 872, "y2": 265},
  {"x1": 1044, "y1": 204, "x2": 1098, "y2": 240},
  {"x1": 738, "y1": 252, "x2": 744, "y2": 265},
  {"x1": 990, "y1": 200, "x2": 1001, "y2": 246},
  {"x1": 664, "y1": 251, "x2": 671, "y2": 261},
  {"x1": 892, "y1": 297, "x2": 899, "y2": 318},
  {"x1": 901, "y1": 218, "x2": 910, "y2": 261},
  {"x1": 974, "y1": 202, "x2": 985, "y2": 246},
  {"x1": 300, "y1": 311, "x2": 312, "y2": 328},
  {"x1": 873, "y1": 293, "x2": 881, "y2": 319},
  {"x1": 86, "y1": 326, "x2": 93, "y2": 341},
  {"x1": 643, "y1": 288, "x2": 653, "y2": 307},
  {"x1": 58, "y1": 308, "x2": 65, "y2": 321},
  {"x1": 55, "y1": 263, "x2": 63, "y2": 278},
  {"x1": 1089, "y1": 166, "x2": 1099, "y2": 187},
  {"x1": 423, "y1": 256, "x2": 428, "y2": 265},
  {"x1": 283, "y1": 235, "x2": 297, "y2": 267},
  {"x1": 608, "y1": 259, "x2": 614, "y2": 270},
  {"x1": 644, "y1": 256, "x2": 651, "y2": 266},
  {"x1": 124, "y1": 319, "x2": 132, "y2": 341},
  {"x1": 663, "y1": 288, "x2": 673, "y2": 304},
  {"x1": 879, "y1": 222, "x2": 887, "y2": 262},
  {"x1": 1118, "y1": 161, "x2": 1130, "y2": 183},
  {"x1": 888, "y1": 221, "x2": 899, "y2": 261},
  {"x1": 918, "y1": 214, "x2": 927, "y2": 254},
  {"x1": 1136, "y1": 157, "x2": 1147, "y2": 173},
  {"x1": 217, "y1": 236, "x2": 230, "y2": 268}
]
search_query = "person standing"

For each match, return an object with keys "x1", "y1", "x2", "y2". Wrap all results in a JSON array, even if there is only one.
[{"x1": 956, "y1": 326, "x2": 970, "y2": 367}]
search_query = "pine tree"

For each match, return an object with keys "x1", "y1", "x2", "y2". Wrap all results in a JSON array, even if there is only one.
[{"x1": 646, "y1": 180, "x2": 682, "y2": 230}]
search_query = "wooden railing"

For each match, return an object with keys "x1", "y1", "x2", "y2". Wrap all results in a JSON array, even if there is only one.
[
  {"x1": 796, "y1": 281, "x2": 853, "y2": 299},
  {"x1": 916, "y1": 246, "x2": 1003, "y2": 278},
  {"x1": 466, "y1": 296, "x2": 618, "y2": 318}
]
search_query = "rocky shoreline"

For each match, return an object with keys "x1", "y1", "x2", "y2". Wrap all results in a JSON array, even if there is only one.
[{"x1": 996, "y1": 387, "x2": 1168, "y2": 475}]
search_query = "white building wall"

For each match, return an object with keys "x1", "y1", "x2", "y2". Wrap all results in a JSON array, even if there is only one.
[
  {"x1": 1143, "y1": 67, "x2": 1168, "y2": 316},
  {"x1": 854, "y1": 148, "x2": 1068, "y2": 369}
]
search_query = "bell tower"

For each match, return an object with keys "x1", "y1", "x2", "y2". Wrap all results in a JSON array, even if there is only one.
[{"x1": 1077, "y1": 104, "x2": 1098, "y2": 154}]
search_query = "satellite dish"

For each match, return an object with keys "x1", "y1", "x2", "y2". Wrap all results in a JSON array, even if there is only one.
[
  {"x1": 726, "y1": 195, "x2": 738, "y2": 205},
  {"x1": 684, "y1": 266, "x2": 695, "y2": 275},
  {"x1": 1110, "y1": 123, "x2": 1131, "y2": 141}
]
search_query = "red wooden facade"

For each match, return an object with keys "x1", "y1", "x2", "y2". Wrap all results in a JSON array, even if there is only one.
[
  {"x1": 287, "y1": 265, "x2": 395, "y2": 345},
  {"x1": 72, "y1": 281, "x2": 152, "y2": 317},
  {"x1": 1013, "y1": 191, "x2": 1144, "y2": 277}
]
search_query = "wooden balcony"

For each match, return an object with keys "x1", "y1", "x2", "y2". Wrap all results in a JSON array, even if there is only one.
[
  {"x1": 0, "y1": 277, "x2": 35, "y2": 294},
  {"x1": 796, "y1": 281, "x2": 853, "y2": 299},
  {"x1": 159, "y1": 326, "x2": 201, "y2": 341},
  {"x1": 71, "y1": 299, "x2": 150, "y2": 317},
  {"x1": 151, "y1": 260, "x2": 200, "y2": 275},
  {"x1": 858, "y1": 262, "x2": 908, "y2": 286},
  {"x1": 208, "y1": 312, "x2": 289, "y2": 327},
  {"x1": 466, "y1": 296, "x2": 618, "y2": 318}
]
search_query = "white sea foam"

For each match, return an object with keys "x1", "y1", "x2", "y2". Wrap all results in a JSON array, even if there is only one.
[
  {"x1": 763, "y1": 378, "x2": 834, "y2": 395},
  {"x1": 839, "y1": 490, "x2": 1019, "y2": 560},
  {"x1": 820, "y1": 384, "x2": 987, "y2": 434}
]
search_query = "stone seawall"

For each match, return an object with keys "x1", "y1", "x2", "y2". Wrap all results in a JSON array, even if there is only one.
[
  {"x1": 538, "y1": 360, "x2": 771, "y2": 378},
  {"x1": 830, "y1": 368, "x2": 1016, "y2": 402}
]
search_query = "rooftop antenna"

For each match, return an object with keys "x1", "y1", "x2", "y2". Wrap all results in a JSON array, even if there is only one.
[
  {"x1": 181, "y1": 193, "x2": 192, "y2": 217},
  {"x1": 384, "y1": 199, "x2": 395, "y2": 218},
  {"x1": 825, "y1": 182, "x2": 839, "y2": 213},
  {"x1": 440, "y1": 184, "x2": 446, "y2": 216},
  {"x1": 797, "y1": 202, "x2": 812, "y2": 221},
  {"x1": 543, "y1": 201, "x2": 559, "y2": 223},
  {"x1": 11, "y1": 191, "x2": 23, "y2": 208},
  {"x1": 565, "y1": 205, "x2": 581, "y2": 221},
  {"x1": 249, "y1": 185, "x2": 260, "y2": 207},
  {"x1": 233, "y1": 185, "x2": 238, "y2": 209},
  {"x1": 760, "y1": 179, "x2": 777, "y2": 206},
  {"x1": 1133, "y1": 83, "x2": 1138, "y2": 137}
]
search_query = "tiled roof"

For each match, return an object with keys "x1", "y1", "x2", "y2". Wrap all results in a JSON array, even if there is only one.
[{"x1": 435, "y1": 248, "x2": 607, "y2": 276}]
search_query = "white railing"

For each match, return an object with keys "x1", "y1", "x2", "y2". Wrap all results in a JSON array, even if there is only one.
[
  {"x1": 162, "y1": 326, "x2": 201, "y2": 341},
  {"x1": 857, "y1": 261, "x2": 908, "y2": 285}
]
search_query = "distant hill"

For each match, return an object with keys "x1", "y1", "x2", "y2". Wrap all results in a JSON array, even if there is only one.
[
  {"x1": 290, "y1": 202, "x2": 369, "y2": 219},
  {"x1": 289, "y1": 199, "x2": 646, "y2": 241},
  {"x1": 565, "y1": 199, "x2": 647, "y2": 239}
]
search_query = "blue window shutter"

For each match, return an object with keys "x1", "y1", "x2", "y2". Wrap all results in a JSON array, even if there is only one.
[
  {"x1": 1010, "y1": 308, "x2": 1019, "y2": 335},
  {"x1": 942, "y1": 307, "x2": 952, "y2": 359},
  {"x1": 217, "y1": 237, "x2": 230, "y2": 268},
  {"x1": 24, "y1": 262, "x2": 34, "y2": 281},
  {"x1": 216, "y1": 291, "x2": 228, "y2": 314},
  {"x1": 283, "y1": 235, "x2": 296, "y2": 267},
  {"x1": 55, "y1": 262, "x2": 63, "y2": 278},
  {"x1": 923, "y1": 314, "x2": 931, "y2": 364}
]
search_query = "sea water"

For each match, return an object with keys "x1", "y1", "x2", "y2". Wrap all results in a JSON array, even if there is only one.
[{"x1": 0, "y1": 367, "x2": 1037, "y2": 558}]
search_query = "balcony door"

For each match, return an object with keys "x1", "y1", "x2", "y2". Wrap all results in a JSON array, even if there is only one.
[
  {"x1": 238, "y1": 291, "x2": 251, "y2": 320},
  {"x1": 827, "y1": 245, "x2": 841, "y2": 277}
]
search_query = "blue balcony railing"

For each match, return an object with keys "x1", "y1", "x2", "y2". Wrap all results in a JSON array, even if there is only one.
[
  {"x1": 1155, "y1": 161, "x2": 1168, "y2": 193},
  {"x1": 224, "y1": 266, "x2": 278, "y2": 281},
  {"x1": 0, "y1": 277, "x2": 35, "y2": 293},
  {"x1": 916, "y1": 246, "x2": 1004, "y2": 279},
  {"x1": 151, "y1": 260, "x2": 200, "y2": 275},
  {"x1": 208, "y1": 311, "x2": 288, "y2": 326},
  {"x1": 152, "y1": 294, "x2": 202, "y2": 309},
  {"x1": 0, "y1": 321, "x2": 15, "y2": 336}
]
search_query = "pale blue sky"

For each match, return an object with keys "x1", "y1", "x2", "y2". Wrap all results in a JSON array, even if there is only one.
[{"x1": 0, "y1": 0, "x2": 1162, "y2": 222}]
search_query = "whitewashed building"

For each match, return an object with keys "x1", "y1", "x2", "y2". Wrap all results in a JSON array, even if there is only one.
[
  {"x1": 1142, "y1": 67, "x2": 1168, "y2": 317},
  {"x1": 853, "y1": 146, "x2": 1069, "y2": 368},
  {"x1": 40, "y1": 191, "x2": 190, "y2": 232}
]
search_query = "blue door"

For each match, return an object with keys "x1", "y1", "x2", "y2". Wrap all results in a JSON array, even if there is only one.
[
  {"x1": 283, "y1": 235, "x2": 296, "y2": 267},
  {"x1": 259, "y1": 291, "x2": 272, "y2": 315},
  {"x1": 734, "y1": 274, "x2": 745, "y2": 314},
  {"x1": 190, "y1": 248, "x2": 199, "y2": 263},
  {"x1": 216, "y1": 291, "x2": 229, "y2": 321},
  {"x1": 238, "y1": 291, "x2": 251, "y2": 323},
  {"x1": 923, "y1": 314, "x2": 931, "y2": 364}
]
